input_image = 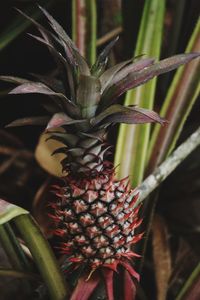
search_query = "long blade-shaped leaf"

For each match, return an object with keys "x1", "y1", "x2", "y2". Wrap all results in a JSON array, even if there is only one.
[
  {"x1": 91, "y1": 36, "x2": 119, "y2": 76},
  {"x1": 0, "y1": 199, "x2": 68, "y2": 299},
  {"x1": 175, "y1": 262, "x2": 200, "y2": 300},
  {"x1": 38, "y1": 5, "x2": 90, "y2": 75},
  {"x1": 77, "y1": 75, "x2": 101, "y2": 118},
  {"x1": 0, "y1": 199, "x2": 28, "y2": 225},
  {"x1": 9, "y1": 81, "x2": 80, "y2": 117},
  {"x1": 102, "y1": 53, "x2": 199, "y2": 108},
  {"x1": 147, "y1": 18, "x2": 200, "y2": 172},
  {"x1": 92, "y1": 104, "x2": 166, "y2": 126},
  {"x1": 6, "y1": 116, "x2": 50, "y2": 128},
  {"x1": 72, "y1": 0, "x2": 97, "y2": 66},
  {"x1": 0, "y1": 224, "x2": 32, "y2": 294},
  {"x1": 0, "y1": 1, "x2": 53, "y2": 51},
  {"x1": 115, "y1": 0, "x2": 166, "y2": 186},
  {"x1": 15, "y1": 215, "x2": 69, "y2": 300}
]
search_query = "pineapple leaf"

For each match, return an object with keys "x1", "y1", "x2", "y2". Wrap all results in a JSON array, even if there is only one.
[
  {"x1": 9, "y1": 81, "x2": 61, "y2": 96},
  {"x1": 38, "y1": 5, "x2": 90, "y2": 76},
  {"x1": 102, "y1": 53, "x2": 200, "y2": 108},
  {"x1": 30, "y1": 73, "x2": 65, "y2": 94},
  {"x1": 16, "y1": 8, "x2": 77, "y2": 100},
  {"x1": 9, "y1": 82, "x2": 80, "y2": 117},
  {"x1": 91, "y1": 104, "x2": 166, "y2": 126},
  {"x1": 46, "y1": 132, "x2": 78, "y2": 147},
  {"x1": 91, "y1": 36, "x2": 119, "y2": 77},
  {"x1": 6, "y1": 116, "x2": 50, "y2": 128},
  {"x1": 47, "y1": 112, "x2": 86, "y2": 129},
  {"x1": 101, "y1": 58, "x2": 155, "y2": 100},
  {"x1": 99, "y1": 60, "x2": 132, "y2": 93},
  {"x1": 0, "y1": 75, "x2": 31, "y2": 85},
  {"x1": 27, "y1": 33, "x2": 70, "y2": 70},
  {"x1": 70, "y1": 271, "x2": 101, "y2": 300},
  {"x1": 77, "y1": 75, "x2": 101, "y2": 118}
]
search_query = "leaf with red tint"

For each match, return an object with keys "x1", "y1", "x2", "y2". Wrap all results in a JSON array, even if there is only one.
[
  {"x1": 9, "y1": 82, "x2": 80, "y2": 117},
  {"x1": 0, "y1": 75, "x2": 31, "y2": 85},
  {"x1": 120, "y1": 261, "x2": 140, "y2": 281},
  {"x1": 101, "y1": 53, "x2": 200, "y2": 108},
  {"x1": 102, "y1": 268, "x2": 114, "y2": 300},
  {"x1": 6, "y1": 116, "x2": 50, "y2": 127},
  {"x1": 100, "y1": 60, "x2": 131, "y2": 93},
  {"x1": 101, "y1": 58, "x2": 155, "y2": 97},
  {"x1": 9, "y1": 82, "x2": 60, "y2": 96},
  {"x1": 91, "y1": 104, "x2": 166, "y2": 126},
  {"x1": 70, "y1": 271, "x2": 101, "y2": 300},
  {"x1": 124, "y1": 270, "x2": 136, "y2": 300},
  {"x1": 91, "y1": 37, "x2": 119, "y2": 77},
  {"x1": 47, "y1": 113, "x2": 86, "y2": 129},
  {"x1": 38, "y1": 5, "x2": 90, "y2": 76}
]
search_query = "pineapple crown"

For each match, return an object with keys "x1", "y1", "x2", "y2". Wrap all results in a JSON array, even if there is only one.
[{"x1": 1, "y1": 6, "x2": 199, "y2": 135}]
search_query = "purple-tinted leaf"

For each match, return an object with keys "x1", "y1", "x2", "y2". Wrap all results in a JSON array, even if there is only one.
[
  {"x1": 30, "y1": 73, "x2": 65, "y2": 94},
  {"x1": 79, "y1": 130, "x2": 106, "y2": 142},
  {"x1": 91, "y1": 36, "x2": 119, "y2": 76},
  {"x1": 123, "y1": 270, "x2": 136, "y2": 300},
  {"x1": 28, "y1": 33, "x2": 69, "y2": 68},
  {"x1": 9, "y1": 81, "x2": 80, "y2": 117},
  {"x1": 102, "y1": 269, "x2": 114, "y2": 300},
  {"x1": 70, "y1": 271, "x2": 101, "y2": 300},
  {"x1": 46, "y1": 112, "x2": 86, "y2": 129},
  {"x1": 106, "y1": 58, "x2": 155, "y2": 88},
  {"x1": 100, "y1": 60, "x2": 132, "y2": 93},
  {"x1": 0, "y1": 75, "x2": 31, "y2": 85},
  {"x1": 101, "y1": 53, "x2": 200, "y2": 108},
  {"x1": 91, "y1": 104, "x2": 166, "y2": 126},
  {"x1": 77, "y1": 75, "x2": 101, "y2": 117},
  {"x1": 102, "y1": 58, "x2": 154, "y2": 97},
  {"x1": 9, "y1": 81, "x2": 62, "y2": 97},
  {"x1": 46, "y1": 132, "x2": 78, "y2": 147},
  {"x1": 6, "y1": 116, "x2": 50, "y2": 127},
  {"x1": 38, "y1": 5, "x2": 90, "y2": 76},
  {"x1": 16, "y1": 8, "x2": 77, "y2": 100}
]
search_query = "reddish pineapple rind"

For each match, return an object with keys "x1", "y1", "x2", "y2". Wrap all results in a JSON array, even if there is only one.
[{"x1": 48, "y1": 168, "x2": 142, "y2": 272}]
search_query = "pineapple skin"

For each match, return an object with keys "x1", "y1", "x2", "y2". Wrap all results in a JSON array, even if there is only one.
[{"x1": 48, "y1": 167, "x2": 142, "y2": 273}]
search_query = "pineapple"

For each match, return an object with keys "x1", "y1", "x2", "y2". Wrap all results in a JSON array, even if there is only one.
[{"x1": 1, "y1": 6, "x2": 199, "y2": 299}]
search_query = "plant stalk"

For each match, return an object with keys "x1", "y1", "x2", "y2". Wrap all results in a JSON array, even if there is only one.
[{"x1": 134, "y1": 126, "x2": 200, "y2": 206}]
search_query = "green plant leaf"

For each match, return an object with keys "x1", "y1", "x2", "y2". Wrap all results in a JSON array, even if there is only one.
[
  {"x1": 175, "y1": 262, "x2": 200, "y2": 300},
  {"x1": 14, "y1": 215, "x2": 69, "y2": 300},
  {"x1": 0, "y1": 199, "x2": 28, "y2": 225},
  {"x1": 72, "y1": 0, "x2": 97, "y2": 65},
  {"x1": 114, "y1": 0, "x2": 165, "y2": 186},
  {"x1": 147, "y1": 18, "x2": 200, "y2": 172},
  {"x1": 0, "y1": 199, "x2": 68, "y2": 300}
]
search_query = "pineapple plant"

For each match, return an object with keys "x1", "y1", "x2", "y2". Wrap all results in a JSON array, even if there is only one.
[{"x1": 1, "y1": 6, "x2": 199, "y2": 300}]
